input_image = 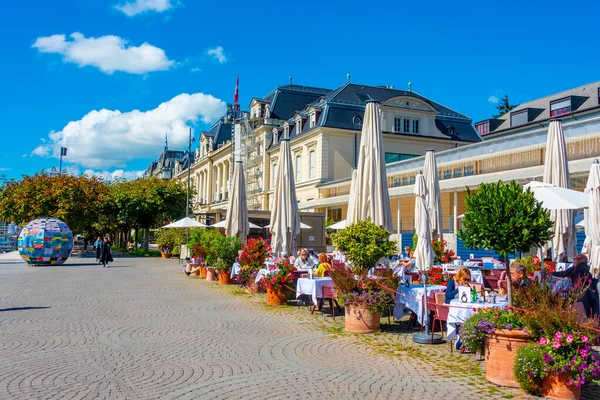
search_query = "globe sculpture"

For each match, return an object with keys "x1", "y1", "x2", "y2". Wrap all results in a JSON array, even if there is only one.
[{"x1": 18, "y1": 218, "x2": 74, "y2": 265}]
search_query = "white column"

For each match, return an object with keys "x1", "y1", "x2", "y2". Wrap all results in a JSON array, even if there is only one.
[
  {"x1": 216, "y1": 164, "x2": 221, "y2": 202},
  {"x1": 453, "y1": 191, "x2": 458, "y2": 234}
]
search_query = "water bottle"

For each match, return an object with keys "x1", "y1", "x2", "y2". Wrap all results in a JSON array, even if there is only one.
[
  {"x1": 471, "y1": 286, "x2": 477, "y2": 303},
  {"x1": 308, "y1": 268, "x2": 313, "y2": 280}
]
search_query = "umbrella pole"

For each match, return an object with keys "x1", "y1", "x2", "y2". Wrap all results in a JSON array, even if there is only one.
[{"x1": 413, "y1": 271, "x2": 442, "y2": 344}]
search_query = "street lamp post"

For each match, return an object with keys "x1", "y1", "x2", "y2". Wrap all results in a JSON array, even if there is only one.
[{"x1": 59, "y1": 147, "x2": 67, "y2": 175}]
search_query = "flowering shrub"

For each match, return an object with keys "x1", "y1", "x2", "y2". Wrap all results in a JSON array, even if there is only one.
[
  {"x1": 462, "y1": 309, "x2": 525, "y2": 354},
  {"x1": 430, "y1": 239, "x2": 455, "y2": 264},
  {"x1": 261, "y1": 260, "x2": 296, "y2": 292},
  {"x1": 339, "y1": 290, "x2": 391, "y2": 315},
  {"x1": 515, "y1": 331, "x2": 600, "y2": 394},
  {"x1": 238, "y1": 238, "x2": 270, "y2": 286},
  {"x1": 426, "y1": 267, "x2": 448, "y2": 286}
]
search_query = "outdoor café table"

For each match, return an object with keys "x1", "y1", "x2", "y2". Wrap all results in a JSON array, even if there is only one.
[
  {"x1": 446, "y1": 298, "x2": 508, "y2": 340},
  {"x1": 296, "y1": 277, "x2": 334, "y2": 305},
  {"x1": 393, "y1": 284, "x2": 446, "y2": 325},
  {"x1": 255, "y1": 268, "x2": 275, "y2": 283}
]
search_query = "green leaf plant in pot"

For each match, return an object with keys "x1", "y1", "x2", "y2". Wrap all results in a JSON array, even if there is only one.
[
  {"x1": 331, "y1": 219, "x2": 397, "y2": 334},
  {"x1": 210, "y1": 235, "x2": 242, "y2": 285}
]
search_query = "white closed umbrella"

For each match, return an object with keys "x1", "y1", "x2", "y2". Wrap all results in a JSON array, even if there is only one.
[
  {"x1": 352, "y1": 101, "x2": 393, "y2": 230},
  {"x1": 345, "y1": 169, "x2": 359, "y2": 225},
  {"x1": 423, "y1": 150, "x2": 443, "y2": 237},
  {"x1": 413, "y1": 172, "x2": 438, "y2": 344},
  {"x1": 269, "y1": 137, "x2": 301, "y2": 256},
  {"x1": 524, "y1": 181, "x2": 588, "y2": 210},
  {"x1": 162, "y1": 217, "x2": 206, "y2": 228},
  {"x1": 543, "y1": 120, "x2": 577, "y2": 261},
  {"x1": 225, "y1": 160, "x2": 250, "y2": 242},
  {"x1": 585, "y1": 161, "x2": 600, "y2": 278}
]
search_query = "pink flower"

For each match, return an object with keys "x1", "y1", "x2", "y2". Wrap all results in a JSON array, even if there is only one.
[
  {"x1": 553, "y1": 341, "x2": 561, "y2": 350},
  {"x1": 566, "y1": 334, "x2": 574, "y2": 343},
  {"x1": 555, "y1": 331, "x2": 563, "y2": 340},
  {"x1": 538, "y1": 338, "x2": 549, "y2": 345},
  {"x1": 582, "y1": 336, "x2": 589, "y2": 343}
]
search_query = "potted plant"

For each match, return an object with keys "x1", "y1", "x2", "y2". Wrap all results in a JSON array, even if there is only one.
[
  {"x1": 512, "y1": 278, "x2": 599, "y2": 399},
  {"x1": 238, "y1": 238, "x2": 270, "y2": 293},
  {"x1": 192, "y1": 245, "x2": 207, "y2": 277},
  {"x1": 188, "y1": 228, "x2": 222, "y2": 281},
  {"x1": 261, "y1": 259, "x2": 295, "y2": 306},
  {"x1": 155, "y1": 228, "x2": 186, "y2": 259},
  {"x1": 458, "y1": 180, "x2": 553, "y2": 386},
  {"x1": 211, "y1": 235, "x2": 242, "y2": 285},
  {"x1": 331, "y1": 219, "x2": 397, "y2": 333}
]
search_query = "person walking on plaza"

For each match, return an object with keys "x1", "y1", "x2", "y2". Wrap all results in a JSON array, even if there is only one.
[
  {"x1": 99, "y1": 236, "x2": 113, "y2": 268},
  {"x1": 94, "y1": 236, "x2": 103, "y2": 262}
]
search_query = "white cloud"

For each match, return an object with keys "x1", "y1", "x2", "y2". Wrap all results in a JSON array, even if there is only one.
[
  {"x1": 115, "y1": 0, "x2": 177, "y2": 16},
  {"x1": 32, "y1": 32, "x2": 174, "y2": 74},
  {"x1": 83, "y1": 169, "x2": 144, "y2": 181},
  {"x1": 488, "y1": 95, "x2": 499, "y2": 104},
  {"x1": 0, "y1": 168, "x2": 11, "y2": 171},
  {"x1": 32, "y1": 92, "x2": 225, "y2": 169},
  {"x1": 207, "y1": 46, "x2": 227, "y2": 63},
  {"x1": 190, "y1": 66, "x2": 201, "y2": 73}
]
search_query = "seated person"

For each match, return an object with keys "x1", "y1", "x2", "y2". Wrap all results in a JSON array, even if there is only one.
[
  {"x1": 445, "y1": 268, "x2": 472, "y2": 304},
  {"x1": 403, "y1": 246, "x2": 412, "y2": 260},
  {"x1": 399, "y1": 250, "x2": 416, "y2": 272},
  {"x1": 294, "y1": 248, "x2": 314, "y2": 269},
  {"x1": 314, "y1": 253, "x2": 331, "y2": 277},
  {"x1": 308, "y1": 250, "x2": 319, "y2": 265},
  {"x1": 333, "y1": 247, "x2": 347, "y2": 263},
  {"x1": 510, "y1": 262, "x2": 531, "y2": 288},
  {"x1": 553, "y1": 253, "x2": 599, "y2": 318}
]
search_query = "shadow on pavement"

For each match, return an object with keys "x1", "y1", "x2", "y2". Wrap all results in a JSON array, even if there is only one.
[{"x1": 0, "y1": 306, "x2": 51, "y2": 312}]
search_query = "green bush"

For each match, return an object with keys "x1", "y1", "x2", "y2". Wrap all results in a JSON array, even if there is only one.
[
  {"x1": 514, "y1": 343, "x2": 546, "y2": 395},
  {"x1": 155, "y1": 229, "x2": 186, "y2": 254},
  {"x1": 331, "y1": 219, "x2": 397, "y2": 274},
  {"x1": 210, "y1": 235, "x2": 242, "y2": 271},
  {"x1": 187, "y1": 228, "x2": 222, "y2": 260}
]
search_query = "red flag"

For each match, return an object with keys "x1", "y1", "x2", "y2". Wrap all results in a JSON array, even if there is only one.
[{"x1": 234, "y1": 75, "x2": 239, "y2": 103}]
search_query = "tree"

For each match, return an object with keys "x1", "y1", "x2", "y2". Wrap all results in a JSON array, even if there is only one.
[
  {"x1": 108, "y1": 178, "x2": 187, "y2": 252},
  {"x1": 0, "y1": 170, "x2": 108, "y2": 234},
  {"x1": 458, "y1": 180, "x2": 553, "y2": 305},
  {"x1": 493, "y1": 95, "x2": 518, "y2": 118}
]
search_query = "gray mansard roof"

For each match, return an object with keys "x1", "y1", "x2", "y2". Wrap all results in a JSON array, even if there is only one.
[{"x1": 201, "y1": 117, "x2": 233, "y2": 150}]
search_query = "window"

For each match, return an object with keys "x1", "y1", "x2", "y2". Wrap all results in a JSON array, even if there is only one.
[
  {"x1": 510, "y1": 110, "x2": 528, "y2": 127},
  {"x1": 550, "y1": 98, "x2": 572, "y2": 117},
  {"x1": 353, "y1": 116, "x2": 362, "y2": 126},
  {"x1": 328, "y1": 208, "x2": 342, "y2": 222},
  {"x1": 402, "y1": 177, "x2": 409, "y2": 186},
  {"x1": 385, "y1": 153, "x2": 418, "y2": 163},
  {"x1": 296, "y1": 118, "x2": 302, "y2": 133},
  {"x1": 412, "y1": 119, "x2": 420, "y2": 134},
  {"x1": 404, "y1": 119, "x2": 411, "y2": 133},
  {"x1": 443, "y1": 170, "x2": 452, "y2": 179},
  {"x1": 464, "y1": 165, "x2": 474, "y2": 176},
  {"x1": 409, "y1": 175, "x2": 416, "y2": 185},
  {"x1": 394, "y1": 118, "x2": 402, "y2": 133},
  {"x1": 476, "y1": 122, "x2": 489, "y2": 135},
  {"x1": 272, "y1": 163, "x2": 278, "y2": 188},
  {"x1": 309, "y1": 150, "x2": 316, "y2": 178},
  {"x1": 453, "y1": 168, "x2": 463, "y2": 178},
  {"x1": 295, "y1": 154, "x2": 301, "y2": 182},
  {"x1": 310, "y1": 113, "x2": 316, "y2": 128}
]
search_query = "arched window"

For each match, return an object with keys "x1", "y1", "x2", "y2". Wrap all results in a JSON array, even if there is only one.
[{"x1": 353, "y1": 116, "x2": 362, "y2": 126}]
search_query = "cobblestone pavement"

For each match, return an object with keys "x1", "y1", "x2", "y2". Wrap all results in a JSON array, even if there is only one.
[{"x1": 0, "y1": 254, "x2": 597, "y2": 399}]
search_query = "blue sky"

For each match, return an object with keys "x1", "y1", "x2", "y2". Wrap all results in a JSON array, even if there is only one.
[{"x1": 1, "y1": 0, "x2": 598, "y2": 181}]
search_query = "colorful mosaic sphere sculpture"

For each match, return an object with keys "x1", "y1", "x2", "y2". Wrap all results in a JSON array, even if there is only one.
[{"x1": 18, "y1": 218, "x2": 74, "y2": 265}]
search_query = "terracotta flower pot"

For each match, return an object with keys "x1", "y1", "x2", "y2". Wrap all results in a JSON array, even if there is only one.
[
  {"x1": 217, "y1": 271, "x2": 232, "y2": 285},
  {"x1": 199, "y1": 266, "x2": 207, "y2": 278},
  {"x1": 266, "y1": 287, "x2": 288, "y2": 306},
  {"x1": 345, "y1": 304, "x2": 380, "y2": 334},
  {"x1": 206, "y1": 267, "x2": 216, "y2": 281},
  {"x1": 485, "y1": 329, "x2": 531, "y2": 387},
  {"x1": 541, "y1": 373, "x2": 581, "y2": 400},
  {"x1": 246, "y1": 281, "x2": 259, "y2": 294},
  {"x1": 161, "y1": 252, "x2": 171, "y2": 259}
]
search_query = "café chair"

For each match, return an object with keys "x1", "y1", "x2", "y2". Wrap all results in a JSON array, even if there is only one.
[
  {"x1": 432, "y1": 292, "x2": 453, "y2": 351},
  {"x1": 311, "y1": 285, "x2": 341, "y2": 320}
]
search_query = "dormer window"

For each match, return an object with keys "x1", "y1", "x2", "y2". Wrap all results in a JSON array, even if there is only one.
[
  {"x1": 353, "y1": 116, "x2": 362, "y2": 126},
  {"x1": 476, "y1": 121, "x2": 489, "y2": 135},
  {"x1": 310, "y1": 112, "x2": 316, "y2": 128},
  {"x1": 550, "y1": 98, "x2": 571, "y2": 117},
  {"x1": 284, "y1": 125, "x2": 289, "y2": 138},
  {"x1": 296, "y1": 118, "x2": 302, "y2": 133},
  {"x1": 510, "y1": 110, "x2": 528, "y2": 127}
]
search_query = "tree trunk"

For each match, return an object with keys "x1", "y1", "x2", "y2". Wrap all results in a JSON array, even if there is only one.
[{"x1": 143, "y1": 228, "x2": 150, "y2": 252}]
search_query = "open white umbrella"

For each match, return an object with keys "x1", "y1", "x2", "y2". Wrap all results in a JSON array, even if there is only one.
[
  {"x1": 423, "y1": 150, "x2": 443, "y2": 237},
  {"x1": 351, "y1": 101, "x2": 393, "y2": 230},
  {"x1": 524, "y1": 181, "x2": 588, "y2": 210},
  {"x1": 412, "y1": 172, "x2": 438, "y2": 344},
  {"x1": 264, "y1": 222, "x2": 311, "y2": 229},
  {"x1": 162, "y1": 217, "x2": 206, "y2": 228},
  {"x1": 269, "y1": 137, "x2": 301, "y2": 256},
  {"x1": 212, "y1": 220, "x2": 262, "y2": 229},
  {"x1": 585, "y1": 161, "x2": 600, "y2": 278},
  {"x1": 224, "y1": 160, "x2": 250, "y2": 242},
  {"x1": 543, "y1": 120, "x2": 577, "y2": 261},
  {"x1": 326, "y1": 220, "x2": 347, "y2": 230},
  {"x1": 345, "y1": 169, "x2": 359, "y2": 225}
]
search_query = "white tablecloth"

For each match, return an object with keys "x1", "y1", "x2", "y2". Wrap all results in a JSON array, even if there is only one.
[
  {"x1": 393, "y1": 284, "x2": 446, "y2": 324},
  {"x1": 255, "y1": 268, "x2": 275, "y2": 283},
  {"x1": 296, "y1": 277, "x2": 334, "y2": 305},
  {"x1": 446, "y1": 299, "x2": 507, "y2": 340},
  {"x1": 230, "y1": 262, "x2": 241, "y2": 279}
]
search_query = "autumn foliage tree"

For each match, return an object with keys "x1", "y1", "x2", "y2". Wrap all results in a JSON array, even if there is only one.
[{"x1": 0, "y1": 170, "x2": 108, "y2": 234}]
